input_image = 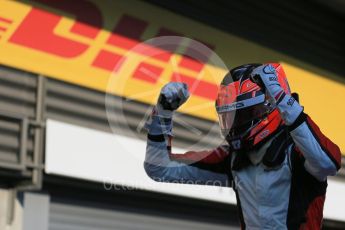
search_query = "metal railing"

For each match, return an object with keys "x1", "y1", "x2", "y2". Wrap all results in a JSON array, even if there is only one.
[{"x1": 0, "y1": 72, "x2": 45, "y2": 191}]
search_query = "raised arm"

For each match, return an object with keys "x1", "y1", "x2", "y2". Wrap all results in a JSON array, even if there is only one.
[
  {"x1": 251, "y1": 64, "x2": 341, "y2": 181},
  {"x1": 144, "y1": 83, "x2": 230, "y2": 186},
  {"x1": 287, "y1": 112, "x2": 341, "y2": 181}
]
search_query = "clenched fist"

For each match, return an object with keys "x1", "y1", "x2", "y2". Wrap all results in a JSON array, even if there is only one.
[{"x1": 156, "y1": 82, "x2": 190, "y2": 118}]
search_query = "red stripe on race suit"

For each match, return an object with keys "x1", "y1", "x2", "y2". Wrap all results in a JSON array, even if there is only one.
[
  {"x1": 169, "y1": 146, "x2": 229, "y2": 164},
  {"x1": 274, "y1": 89, "x2": 284, "y2": 101},
  {"x1": 305, "y1": 115, "x2": 341, "y2": 170},
  {"x1": 299, "y1": 195, "x2": 325, "y2": 230}
]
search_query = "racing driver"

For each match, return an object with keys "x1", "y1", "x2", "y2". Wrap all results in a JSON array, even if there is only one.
[{"x1": 144, "y1": 63, "x2": 341, "y2": 229}]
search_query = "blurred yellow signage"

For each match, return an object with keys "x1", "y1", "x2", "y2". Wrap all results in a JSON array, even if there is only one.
[{"x1": 0, "y1": 0, "x2": 344, "y2": 154}]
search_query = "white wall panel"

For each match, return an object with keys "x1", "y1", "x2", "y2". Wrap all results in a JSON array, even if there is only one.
[{"x1": 45, "y1": 119, "x2": 236, "y2": 205}]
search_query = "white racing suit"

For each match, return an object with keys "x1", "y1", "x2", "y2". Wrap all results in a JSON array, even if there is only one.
[{"x1": 144, "y1": 94, "x2": 341, "y2": 229}]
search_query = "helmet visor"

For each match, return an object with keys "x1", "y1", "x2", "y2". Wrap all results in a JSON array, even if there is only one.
[{"x1": 218, "y1": 101, "x2": 271, "y2": 137}]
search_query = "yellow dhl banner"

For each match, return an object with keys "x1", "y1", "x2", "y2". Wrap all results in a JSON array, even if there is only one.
[{"x1": 0, "y1": 0, "x2": 344, "y2": 154}]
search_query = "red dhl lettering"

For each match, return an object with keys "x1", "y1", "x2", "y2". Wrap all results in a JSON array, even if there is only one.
[{"x1": 6, "y1": 2, "x2": 219, "y2": 101}]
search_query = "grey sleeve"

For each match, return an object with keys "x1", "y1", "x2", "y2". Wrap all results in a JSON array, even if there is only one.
[{"x1": 144, "y1": 115, "x2": 229, "y2": 186}]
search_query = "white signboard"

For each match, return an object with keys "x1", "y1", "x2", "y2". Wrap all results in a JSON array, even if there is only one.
[{"x1": 45, "y1": 119, "x2": 236, "y2": 204}]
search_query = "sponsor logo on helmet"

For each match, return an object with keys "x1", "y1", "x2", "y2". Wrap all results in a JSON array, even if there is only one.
[
  {"x1": 246, "y1": 82, "x2": 253, "y2": 88},
  {"x1": 259, "y1": 129, "x2": 270, "y2": 139},
  {"x1": 216, "y1": 94, "x2": 266, "y2": 113},
  {"x1": 231, "y1": 139, "x2": 242, "y2": 150},
  {"x1": 216, "y1": 102, "x2": 244, "y2": 113}
]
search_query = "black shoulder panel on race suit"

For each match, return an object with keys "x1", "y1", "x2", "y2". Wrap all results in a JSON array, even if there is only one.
[{"x1": 231, "y1": 127, "x2": 292, "y2": 171}]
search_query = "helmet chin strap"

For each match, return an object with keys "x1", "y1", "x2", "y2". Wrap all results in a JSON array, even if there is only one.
[
  {"x1": 226, "y1": 133, "x2": 250, "y2": 152},
  {"x1": 230, "y1": 139, "x2": 242, "y2": 151},
  {"x1": 225, "y1": 119, "x2": 258, "y2": 151},
  {"x1": 227, "y1": 123, "x2": 285, "y2": 153}
]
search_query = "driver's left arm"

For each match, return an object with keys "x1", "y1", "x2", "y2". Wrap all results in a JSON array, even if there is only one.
[{"x1": 251, "y1": 64, "x2": 341, "y2": 181}]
